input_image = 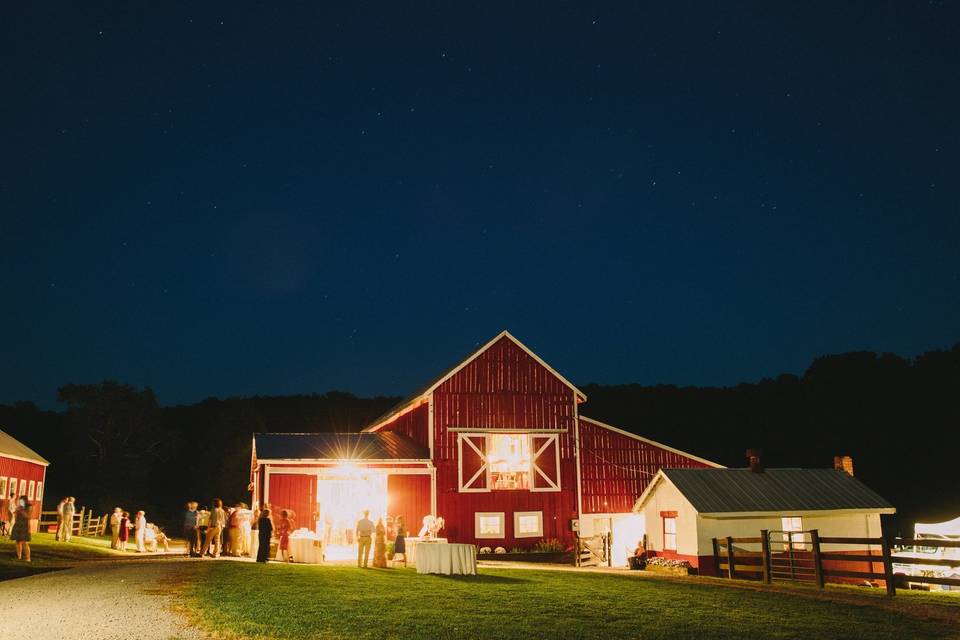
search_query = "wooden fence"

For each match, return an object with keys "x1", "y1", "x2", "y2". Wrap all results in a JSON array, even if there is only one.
[
  {"x1": 38, "y1": 508, "x2": 108, "y2": 537},
  {"x1": 712, "y1": 530, "x2": 960, "y2": 597}
]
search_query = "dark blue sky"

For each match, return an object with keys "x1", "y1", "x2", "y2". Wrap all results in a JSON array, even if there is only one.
[{"x1": 2, "y1": 3, "x2": 958, "y2": 407}]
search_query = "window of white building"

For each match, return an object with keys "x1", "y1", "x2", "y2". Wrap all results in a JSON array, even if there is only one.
[
  {"x1": 475, "y1": 512, "x2": 505, "y2": 538},
  {"x1": 663, "y1": 516, "x2": 677, "y2": 551},
  {"x1": 514, "y1": 511, "x2": 544, "y2": 538},
  {"x1": 781, "y1": 516, "x2": 805, "y2": 550}
]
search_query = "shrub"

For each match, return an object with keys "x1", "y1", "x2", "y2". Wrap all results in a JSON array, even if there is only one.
[
  {"x1": 532, "y1": 539, "x2": 565, "y2": 553},
  {"x1": 494, "y1": 546, "x2": 507, "y2": 554},
  {"x1": 479, "y1": 546, "x2": 493, "y2": 554}
]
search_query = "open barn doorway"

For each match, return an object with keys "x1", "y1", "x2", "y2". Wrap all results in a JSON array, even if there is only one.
[{"x1": 317, "y1": 468, "x2": 388, "y2": 561}]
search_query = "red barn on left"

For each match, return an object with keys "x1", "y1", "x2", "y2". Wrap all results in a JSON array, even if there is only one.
[{"x1": 0, "y1": 429, "x2": 49, "y2": 533}]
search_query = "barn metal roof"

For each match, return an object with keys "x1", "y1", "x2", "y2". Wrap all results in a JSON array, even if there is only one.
[
  {"x1": 656, "y1": 468, "x2": 895, "y2": 515},
  {"x1": 0, "y1": 429, "x2": 50, "y2": 466},
  {"x1": 254, "y1": 432, "x2": 430, "y2": 461}
]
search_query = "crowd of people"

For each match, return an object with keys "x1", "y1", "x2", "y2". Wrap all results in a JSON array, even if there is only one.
[
  {"x1": 53, "y1": 497, "x2": 170, "y2": 553},
  {"x1": 5, "y1": 490, "x2": 412, "y2": 569}
]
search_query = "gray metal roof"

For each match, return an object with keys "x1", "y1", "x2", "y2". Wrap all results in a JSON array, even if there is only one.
[
  {"x1": 254, "y1": 432, "x2": 430, "y2": 461},
  {"x1": 662, "y1": 468, "x2": 894, "y2": 514}
]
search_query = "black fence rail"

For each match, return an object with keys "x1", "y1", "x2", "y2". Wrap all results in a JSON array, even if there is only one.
[{"x1": 712, "y1": 531, "x2": 960, "y2": 596}]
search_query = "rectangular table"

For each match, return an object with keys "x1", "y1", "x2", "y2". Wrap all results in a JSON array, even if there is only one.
[{"x1": 415, "y1": 543, "x2": 477, "y2": 575}]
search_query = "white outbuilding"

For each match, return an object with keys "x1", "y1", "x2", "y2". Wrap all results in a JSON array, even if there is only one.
[{"x1": 632, "y1": 464, "x2": 895, "y2": 576}]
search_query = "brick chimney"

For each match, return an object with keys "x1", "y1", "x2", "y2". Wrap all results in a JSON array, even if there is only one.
[
  {"x1": 746, "y1": 448, "x2": 764, "y2": 473},
  {"x1": 833, "y1": 455, "x2": 854, "y2": 476}
]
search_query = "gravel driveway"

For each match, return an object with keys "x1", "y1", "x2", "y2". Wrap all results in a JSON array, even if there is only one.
[{"x1": 2, "y1": 559, "x2": 206, "y2": 640}]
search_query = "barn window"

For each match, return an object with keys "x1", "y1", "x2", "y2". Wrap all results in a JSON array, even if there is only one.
[
  {"x1": 27, "y1": 481, "x2": 35, "y2": 501},
  {"x1": 781, "y1": 516, "x2": 806, "y2": 550},
  {"x1": 488, "y1": 434, "x2": 530, "y2": 490},
  {"x1": 514, "y1": 511, "x2": 543, "y2": 538},
  {"x1": 35, "y1": 481, "x2": 43, "y2": 502},
  {"x1": 475, "y1": 512, "x2": 505, "y2": 538},
  {"x1": 0, "y1": 478, "x2": 6, "y2": 500},
  {"x1": 19, "y1": 479, "x2": 27, "y2": 497},
  {"x1": 6, "y1": 478, "x2": 15, "y2": 500},
  {"x1": 663, "y1": 516, "x2": 677, "y2": 551}
]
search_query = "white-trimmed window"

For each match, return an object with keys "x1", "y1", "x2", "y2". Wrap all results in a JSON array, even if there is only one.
[
  {"x1": 781, "y1": 516, "x2": 805, "y2": 550},
  {"x1": 19, "y1": 479, "x2": 27, "y2": 497},
  {"x1": 663, "y1": 515, "x2": 677, "y2": 551},
  {"x1": 35, "y1": 481, "x2": 43, "y2": 502},
  {"x1": 27, "y1": 481, "x2": 35, "y2": 501},
  {"x1": 475, "y1": 512, "x2": 505, "y2": 538},
  {"x1": 7, "y1": 478, "x2": 16, "y2": 500},
  {"x1": 514, "y1": 511, "x2": 543, "y2": 538},
  {"x1": 0, "y1": 478, "x2": 6, "y2": 501}
]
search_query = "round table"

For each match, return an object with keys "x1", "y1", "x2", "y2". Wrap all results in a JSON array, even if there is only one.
[
  {"x1": 415, "y1": 543, "x2": 477, "y2": 575},
  {"x1": 404, "y1": 537, "x2": 447, "y2": 566},
  {"x1": 283, "y1": 531, "x2": 324, "y2": 564}
]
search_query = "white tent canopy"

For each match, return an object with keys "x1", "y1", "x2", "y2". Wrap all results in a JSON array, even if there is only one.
[{"x1": 915, "y1": 516, "x2": 960, "y2": 539}]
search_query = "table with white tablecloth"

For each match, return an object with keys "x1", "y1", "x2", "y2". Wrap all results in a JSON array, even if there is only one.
[
  {"x1": 415, "y1": 543, "x2": 477, "y2": 575},
  {"x1": 403, "y1": 537, "x2": 447, "y2": 566},
  {"x1": 281, "y1": 529, "x2": 324, "y2": 564}
]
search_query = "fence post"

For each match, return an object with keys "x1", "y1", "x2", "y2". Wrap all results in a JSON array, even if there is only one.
[
  {"x1": 712, "y1": 538, "x2": 721, "y2": 577},
  {"x1": 726, "y1": 536, "x2": 736, "y2": 580},
  {"x1": 881, "y1": 536, "x2": 896, "y2": 597},
  {"x1": 760, "y1": 530, "x2": 771, "y2": 584},
  {"x1": 810, "y1": 529, "x2": 825, "y2": 589}
]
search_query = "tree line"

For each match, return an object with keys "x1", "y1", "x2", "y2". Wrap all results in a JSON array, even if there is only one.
[{"x1": 1, "y1": 344, "x2": 957, "y2": 534}]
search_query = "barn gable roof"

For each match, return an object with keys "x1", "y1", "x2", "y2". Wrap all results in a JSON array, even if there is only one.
[
  {"x1": 364, "y1": 330, "x2": 586, "y2": 431},
  {"x1": 254, "y1": 431, "x2": 430, "y2": 462},
  {"x1": 635, "y1": 468, "x2": 895, "y2": 516},
  {"x1": 577, "y1": 416, "x2": 723, "y2": 468},
  {"x1": 0, "y1": 429, "x2": 50, "y2": 466}
]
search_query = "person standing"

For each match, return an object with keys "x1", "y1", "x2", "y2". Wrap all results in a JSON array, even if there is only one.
[
  {"x1": 250, "y1": 505, "x2": 261, "y2": 560},
  {"x1": 372, "y1": 518, "x2": 387, "y2": 568},
  {"x1": 226, "y1": 504, "x2": 241, "y2": 556},
  {"x1": 118, "y1": 511, "x2": 130, "y2": 551},
  {"x1": 5, "y1": 490, "x2": 16, "y2": 537},
  {"x1": 255, "y1": 508, "x2": 273, "y2": 563},
  {"x1": 277, "y1": 510, "x2": 293, "y2": 563},
  {"x1": 61, "y1": 497, "x2": 76, "y2": 542},
  {"x1": 183, "y1": 502, "x2": 200, "y2": 557},
  {"x1": 10, "y1": 496, "x2": 31, "y2": 561},
  {"x1": 54, "y1": 497, "x2": 68, "y2": 541},
  {"x1": 203, "y1": 499, "x2": 226, "y2": 558},
  {"x1": 393, "y1": 516, "x2": 408, "y2": 567},
  {"x1": 109, "y1": 508, "x2": 122, "y2": 549},
  {"x1": 134, "y1": 511, "x2": 147, "y2": 552},
  {"x1": 356, "y1": 510, "x2": 374, "y2": 568}
]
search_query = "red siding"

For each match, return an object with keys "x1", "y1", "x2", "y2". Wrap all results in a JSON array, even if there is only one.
[
  {"x1": 0, "y1": 456, "x2": 46, "y2": 527},
  {"x1": 267, "y1": 474, "x2": 316, "y2": 532},
  {"x1": 578, "y1": 418, "x2": 712, "y2": 514},
  {"x1": 387, "y1": 474, "x2": 431, "y2": 531},
  {"x1": 373, "y1": 402, "x2": 429, "y2": 450},
  {"x1": 433, "y1": 336, "x2": 579, "y2": 549}
]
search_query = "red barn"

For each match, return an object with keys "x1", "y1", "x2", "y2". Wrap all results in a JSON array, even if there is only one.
[
  {"x1": 251, "y1": 331, "x2": 718, "y2": 565},
  {"x1": 0, "y1": 429, "x2": 49, "y2": 533}
]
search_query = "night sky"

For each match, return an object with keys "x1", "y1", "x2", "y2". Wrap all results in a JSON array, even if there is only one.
[{"x1": 2, "y1": 3, "x2": 958, "y2": 407}]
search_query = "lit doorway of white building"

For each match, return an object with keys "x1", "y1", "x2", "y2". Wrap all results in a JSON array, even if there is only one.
[{"x1": 316, "y1": 469, "x2": 388, "y2": 561}]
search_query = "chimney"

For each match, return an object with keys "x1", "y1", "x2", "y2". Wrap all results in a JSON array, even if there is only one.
[
  {"x1": 746, "y1": 448, "x2": 764, "y2": 473},
  {"x1": 833, "y1": 455, "x2": 854, "y2": 476}
]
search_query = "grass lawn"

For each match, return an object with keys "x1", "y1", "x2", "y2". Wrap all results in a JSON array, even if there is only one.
[
  {"x1": 181, "y1": 562, "x2": 960, "y2": 639},
  {"x1": 0, "y1": 532, "x2": 118, "y2": 580}
]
